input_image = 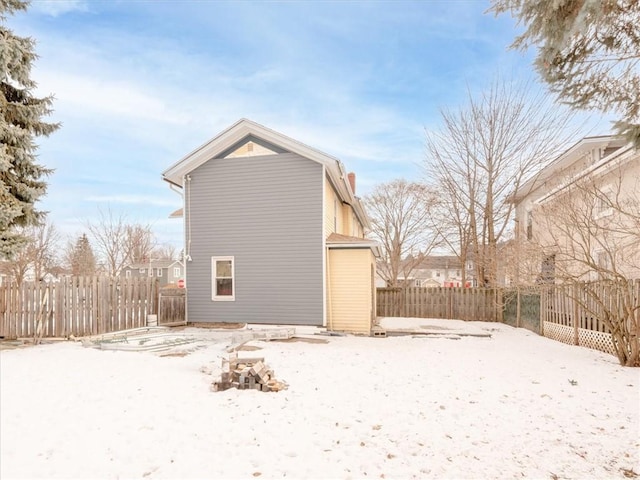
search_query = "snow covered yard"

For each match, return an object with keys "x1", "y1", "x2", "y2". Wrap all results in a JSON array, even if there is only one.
[{"x1": 1, "y1": 320, "x2": 638, "y2": 480}]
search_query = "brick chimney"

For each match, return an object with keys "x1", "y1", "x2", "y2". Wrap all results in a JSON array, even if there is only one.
[{"x1": 347, "y1": 172, "x2": 356, "y2": 195}]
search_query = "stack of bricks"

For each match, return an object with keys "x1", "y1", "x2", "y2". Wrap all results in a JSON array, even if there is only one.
[{"x1": 212, "y1": 350, "x2": 288, "y2": 392}]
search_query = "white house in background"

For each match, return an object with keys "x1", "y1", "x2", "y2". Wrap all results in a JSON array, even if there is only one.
[
  {"x1": 120, "y1": 260, "x2": 184, "y2": 287},
  {"x1": 510, "y1": 135, "x2": 640, "y2": 282},
  {"x1": 377, "y1": 255, "x2": 476, "y2": 288}
]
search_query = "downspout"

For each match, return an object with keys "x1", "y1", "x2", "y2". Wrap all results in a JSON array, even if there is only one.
[
  {"x1": 326, "y1": 247, "x2": 333, "y2": 332},
  {"x1": 184, "y1": 175, "x2": 191, "y2": 326},
  {"x1": 185, "y1": 175, "x2": 192, "y2": 261}
]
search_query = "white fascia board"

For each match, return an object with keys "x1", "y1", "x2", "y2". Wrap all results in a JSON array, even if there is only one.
[
  {"x1": 513, "y1": 135, "x2": 620, "y2": 204},
  {"x1": 327, "y1": 242, "x2": 382, "y2": 258},
  {"x1": 534, "y1": 144, "x2": 635, "y2": 205},
  {"x1": 163, "y1": 118, "x2": 344, "y2": 185}
]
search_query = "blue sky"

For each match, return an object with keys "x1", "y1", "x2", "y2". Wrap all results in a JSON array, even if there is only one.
[{"x1": 7, "y1": 0, "x2": 608, "y2": 249}]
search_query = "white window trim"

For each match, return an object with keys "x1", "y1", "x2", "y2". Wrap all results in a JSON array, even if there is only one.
[
  {"x1": 595, "y1": 187, "x2": 615, "y2": 219},
  {"x1": 212, "y1": 256, "x2": 235, "y2": 301},
  {"x1": 174, "y1": 267, "x2": 180, "y2": 277}
]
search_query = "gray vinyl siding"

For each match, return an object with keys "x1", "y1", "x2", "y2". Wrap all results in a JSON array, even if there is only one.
[{"x1": 186, "y1": 152, "x2": 323, "y2": 325}]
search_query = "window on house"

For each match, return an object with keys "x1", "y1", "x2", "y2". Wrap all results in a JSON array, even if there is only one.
[
  {"x1": 539, "y1": 254, "x2": 555, "y2": 284},
  {"x1": 174, "y1": 267, "x2": 180, "y2": 277},
  {"x1": 125, "y1": 270, "x2": 131, "y2": 278},
  {"x1": 526, "y1": 211, "x2": 533, "y2": 241},
  {"x1": 157, "y1": 268, "x2": 162, "y2": 277},
  {"x1": 456, "y1": 270, "x2": 461, "y2": 277},
  {"x1": 139, "y1": 268, "x2": 145, "y2": 273},
  {"x1": 596, "y1": 187, "x2": 614, "y2": 218},
  {"x1": 436, "y1": 271, "x2": 441, "y2": 277},
  {"x1": 212, "y1": 256, "x2": 234, "y2": 301},
  {"x1": 597, "y1": 251, "x2": 610, "y2": 270},
  {"x1": 148, "y1": 268, "x2": 153, "y2": 277}
]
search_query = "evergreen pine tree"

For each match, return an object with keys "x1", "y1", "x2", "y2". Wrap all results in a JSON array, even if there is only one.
[
  {"x1": 1, "y1": 0, "x2": 60, "y2": 258},
  {"x1": 71, "y1": 233, "x2": 96, "y2": 276},
  {"x1": 490, "y1": 0, "x2": 640, "y2": 146}
]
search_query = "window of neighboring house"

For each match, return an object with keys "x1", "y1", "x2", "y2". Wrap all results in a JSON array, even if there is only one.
[
  {"x1": 596, "y1": 187, "x2": 614, "y2": 218},
  {"x1": 212, "y1": 256, "x2": 234, "y2": 301},
  {"x1": 539, "y1": 254, "x2": 556, "y2": 284},
  {"x1": 139, "y1": 268, "x2": 145, "y2": 273},
  {"x1": 456, "y1": 270, "x2": 461, "y2": 277},
  {"x1": 125, "y1": 270, "x2": 131, "y2": 278},
  {"x1": 597, "y1": 251, "x2": 611, "y2": 270},
  {"x1": 174, "y1": 267, "x2": 180, "y2": 277},
  {"x1": 148, "y1": 268, "x2": 153, "y2": 277},
  {"x1": 157, "y1": 268, "x2": 162, "y2": 277},
  {"x1": 526, "y1": 211, "x2": 533, "y2": 241},
  {"x1": 436, "y1": 271, "x2": 441, "y2": 277}
]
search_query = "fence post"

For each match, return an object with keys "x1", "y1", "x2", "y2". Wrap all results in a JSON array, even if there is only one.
[
  {"x1": 539, "y1": 287, "x2": 545, "y2": 336},
  {"x1": 572, "y1": 283, "x2": 579, "y2": 346},
  {"x1": 516, "y1": 288, "x2": 521, "y2": 328}
]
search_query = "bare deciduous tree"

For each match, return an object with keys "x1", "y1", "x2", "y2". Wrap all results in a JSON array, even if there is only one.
[
  {"x1": 532, "y1": 167, "x2": 640, "y2": 366},
  {"x1": 153, "y1": 243, "x2": 178, "y2": 261},
  {"x1": 124, "y1": 224, "x2": 156, "y2": 264},
  {"x1": 363, "y1": 179, "x2": 440, "y2": 287},
  {"x1": 424, "y1": 78, "x2": 577, "y2": 287},
  {"x1": 0, "y1": 221, "x2": 60, "y2": 283},
  {"x1": 86, "y1": 209, "x2": 156, "y2": 276}
]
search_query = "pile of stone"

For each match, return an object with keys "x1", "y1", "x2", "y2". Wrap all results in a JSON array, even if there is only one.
[{"x1": 212, "y1": 350, "x2": 288, "y2": 392}]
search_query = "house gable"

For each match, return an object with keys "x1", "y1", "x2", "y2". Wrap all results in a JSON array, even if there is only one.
[
  {"x1": 219, "y1": 135, "x2": 288, "y2": 159},
  {"x1": 162, "y1": 118, "x2": 369, "y2": 230}
]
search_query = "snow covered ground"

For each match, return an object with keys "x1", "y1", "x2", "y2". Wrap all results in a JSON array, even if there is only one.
[{"x1": 1, "y1": 318, "x2": 638, "y2": 480}]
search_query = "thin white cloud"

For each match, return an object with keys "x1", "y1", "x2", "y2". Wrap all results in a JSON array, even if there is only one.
[
  {"x1": 37, "y1": 70, "x2": 189, "y2": 126},
  {"x1": 29, "y1": 0, "x2": 88, "y2": 17},
  {"x1": 85, "y1": 195, "x2": 180, "y2": 208}
]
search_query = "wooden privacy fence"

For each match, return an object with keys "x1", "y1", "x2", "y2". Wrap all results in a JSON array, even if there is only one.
[
  {"x1": 158, "y1": 288, "x2": 186, "y2": 326},
  {"x1": 377, "y1": 287, "x2": 502, "y2": 322},
  {"x1": 541, "y1": 279, "x2": 640, "y2": 357},
  {"x1": 0, "y1": 277, "x2": 158, "y2": 339}
]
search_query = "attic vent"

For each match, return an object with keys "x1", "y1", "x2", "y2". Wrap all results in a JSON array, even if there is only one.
[{"x1": 247, "y1": 142, "x2": 254, "y2": 152}]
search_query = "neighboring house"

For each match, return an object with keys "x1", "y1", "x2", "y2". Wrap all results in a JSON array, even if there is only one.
[
  {"x1": 377, "y1": 255, "x2": 476, "y2": 288},
  {"x1": 511, "y1": 135, "x2": 640, "y2": 283},
  {"x1": 162, "y1": 118, "x2": 379, "y2": 334},
  {"x1": 121, "y1": 260, "x2": 185, "y2": 287},
  {"x1": 411, "y1": 255, "x2": 475, "y2": 287}
]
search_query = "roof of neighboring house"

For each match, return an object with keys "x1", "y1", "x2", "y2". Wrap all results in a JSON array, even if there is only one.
[
  {"x1": 125, "y1": 260, "x2": 183, "y2": 270},
  {"x1": 511, "y1": 135, "x2": 631, "y2": 204},
  {"x1": 162, "y1": 118, "x2": 370, "y2": 229},
  {"x1": 414, "y1": 255, "x2": 464, "y2": 270},
  {"x1": 169, "y1": 208, "x2": 183, "y2": 218}
]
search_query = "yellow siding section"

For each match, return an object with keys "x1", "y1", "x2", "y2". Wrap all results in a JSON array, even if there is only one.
[
  {"x1": 324, "y1": 176, "x2": 366, "y2": 238},
  {"x1": 341, "y1": 204, "x2": 353, "y2": 236},
  {"x1": 324, "y1": 177, "x2": 343, "y2": 237},
  {"x1": 327, "y1": 248, "x2": 374, "y2": 335}
]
